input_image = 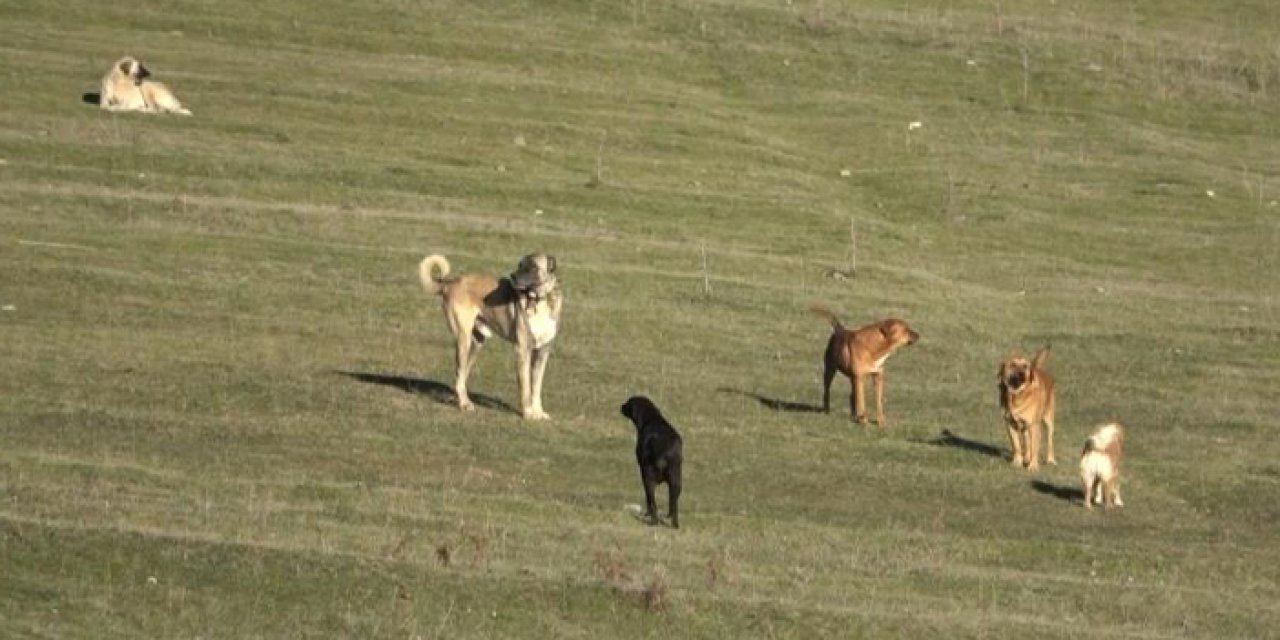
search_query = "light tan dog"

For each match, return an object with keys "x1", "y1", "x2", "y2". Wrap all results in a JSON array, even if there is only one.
[
  {"x1": 1080, "y1": 422, "x2": 1124, "y2": 510},
  {"x1": 419, "y1": 253, "x2": 561, "y2": 420},
  {"x1": 811, "y1": 304, "x2": 919, "y2": 426},
  {"x1": 100, "y1": 56, "x2": 192, "y2": 115},
  {"x1": 998, "y1": 346, "x2": 1056, "y2": 471}
]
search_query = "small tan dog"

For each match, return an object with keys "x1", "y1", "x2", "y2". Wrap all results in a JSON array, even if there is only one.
[
  {"x1": 100, "y1": 56, "x2": 192, "y2": 115},
  {"x1": 811, "y1": 304, "x2": 919, "y2": 426},
  {"x1": 1080, "y1": 422, "x2": 1124, "y2": 510},
  {"x1": 997, "y1": 346, "x2": 1056, "y2": 471},
  {"x1": 419, "y1": 253, "x2": 561, "y2": 420}
]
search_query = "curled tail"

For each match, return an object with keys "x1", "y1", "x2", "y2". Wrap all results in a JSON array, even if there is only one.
[
  {"x1": 418, "y1": 255, "x2": 451, "y2": 295},
  {"x1": 809, "y1": 303, "x2": 844, "y2": 331},
  {"x1": 1032, "y1": 344, "x2": 1052, "y2": 369}
]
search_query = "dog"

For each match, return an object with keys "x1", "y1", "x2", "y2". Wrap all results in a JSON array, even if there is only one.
[
  {"x1": 419, "y1": 253, "x2": 561, "y2": 420},
  {"x1": 1080, "y1": 422, "x2": 1124, "y2": 510},
  {"x1": 99, "y1": 56, "x2": 192, "y2": 115},
  {"x1": 997, "y1": 346, "x2": 1057, "y2": 471},
  {"x1": 811, "y1": 304, "x2": 919, "y2": 426},
  {"x1": 620, "y1": 396, "x2": 683, "y2": 528}
]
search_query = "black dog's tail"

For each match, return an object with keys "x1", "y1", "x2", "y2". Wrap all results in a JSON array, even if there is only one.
[{"x1": 809, "y1": 303, "x2": 844, "y2": 331}]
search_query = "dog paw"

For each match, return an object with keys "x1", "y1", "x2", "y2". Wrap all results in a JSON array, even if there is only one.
[
  {"x1": 522, "y1": 409, "x2": 550, "y2": 421},
  {"x1": 1046, "y1": 457, "x2": 1058, "y2": 465},
  {"x1": 458, "y1": 400, "x2": 476, "y2": 412},
  {"x1": 1026, "y1": 463, "x2": 1040, "y2": 473}
]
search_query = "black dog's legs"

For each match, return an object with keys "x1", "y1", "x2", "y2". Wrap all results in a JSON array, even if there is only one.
[
  {"x1": 641, "y1": 467, "x2": 660, "y2": 525},
  {"x1": 667, "y1": 461, "x2": 682, "y2": 529}
]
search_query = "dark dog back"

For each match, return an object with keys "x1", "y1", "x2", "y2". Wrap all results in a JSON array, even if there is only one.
[{"x1": 620, "y1": 395, "x2": 683, "y2": 528}]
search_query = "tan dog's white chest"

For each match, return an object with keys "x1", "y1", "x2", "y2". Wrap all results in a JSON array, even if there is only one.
[{"x1": 523, "y1": 301, "x2": 558, "y2": 349}]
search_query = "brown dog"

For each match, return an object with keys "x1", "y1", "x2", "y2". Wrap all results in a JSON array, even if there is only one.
[
  {"x1": 997, "y1": 346, "x2": 1056, "y2": 471},
  {"x1": 1080, "y1": 422, "x2": 1124, "y2": 510},
  {"x1": 812, "y1": 304, "x2": 919, "y2": 426},
  {"x1": 419, "y1": 253, "x2": 562, "y2": 420}
]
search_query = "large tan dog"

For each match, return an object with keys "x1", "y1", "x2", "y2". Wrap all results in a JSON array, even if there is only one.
[
  {"x1": 100, "y1": 56, "x2": 192, "y2": 115},
  {"x1": 1080, "y1": 422, "x2": 1124, "y2": 510},
  {"x1": 419, "y1": 253, "x2": 561, "y2": 420},
  {"x1": 998, "y1": 346, "x2": 1056, "y2": 471},
  {"x1": 811, "y1": 304, "x2": 919, "y2": 426}
]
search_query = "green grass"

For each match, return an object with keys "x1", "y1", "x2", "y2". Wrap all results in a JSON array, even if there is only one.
[{"x1": 1, "y1": 0, "x2": 1278, "y2": 637}]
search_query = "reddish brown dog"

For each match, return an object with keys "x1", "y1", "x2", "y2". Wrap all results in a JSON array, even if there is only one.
[
  {"x1": 812, "y1": 304, "x2": 919, "y2": 426},
  {"x1": 997, "y1": 346, "x2": 1056, "y2": 471}
]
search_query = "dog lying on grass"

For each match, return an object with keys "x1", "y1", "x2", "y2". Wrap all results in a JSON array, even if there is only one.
[
  {"x1": 620, "y1": 396, "x2": 683, "y2": 529},
  {"x1": 99, "y1": 56, "x2": 192, "y2": 115},
  {"x1": 1081, "y1": 422, "x2": 1124, "y2": 510}
]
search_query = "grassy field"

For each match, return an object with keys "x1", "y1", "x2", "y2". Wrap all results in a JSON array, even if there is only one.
[{"x1": 2, "y1": 0, "x2": 1278, "y2": 637}]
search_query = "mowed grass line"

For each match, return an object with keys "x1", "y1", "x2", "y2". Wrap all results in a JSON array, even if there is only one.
[{"x1": 2, "y1": 0, "x2": 1279, "y2": 637}]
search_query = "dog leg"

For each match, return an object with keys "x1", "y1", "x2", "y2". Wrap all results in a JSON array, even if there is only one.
[
  {"x1": 641, "y1": 469, "x2": 659, "y2": 525},
  {"x1": 526, "y1": 346, "x2": 552, "y2": 420},
  {"x1": 1026, "y1": 421, "x2": 1040, "y2": 472},
  {"x1": 821, "y1": 356, "x2": 836, "y2": 413},
  {"x1": 852, "y1": 373, "x2": 868, "y2": 423},
  {"x1": 1043, "y1": 411, "x2": 1057, "y2": 465},
  {"x1": 515, "y1": 346, "x2": 535, "y2": 419},
  {"x1": 872, "y1": 371, "x2": 886, "y2": 427},
  {"x1": 1006, "y1": 422, "x2": 1024, "y2": 467},
  {"x1": 453, "y1": 330, "x2": 477, "y2": 412},
  {"x1": 1082, "y1": 474, "x2": 1096, "y2": 510}
]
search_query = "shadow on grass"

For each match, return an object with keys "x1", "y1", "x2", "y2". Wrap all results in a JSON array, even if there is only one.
[
  {"x1": 334, "y1": 370, "x2": 519, "y2": 415},
  {"x1": 1031, "y1": 480, "x2": 1084, "y2": 505},
  {"x1": 716, "y1": 388, "x2": 825, "y2": 414},
  {"x1": 920, "y1": 429, "x2": 1006, "y2": 459},
  {"x1": 82, "y1": 92, "x2": 100, "y2": 105}
]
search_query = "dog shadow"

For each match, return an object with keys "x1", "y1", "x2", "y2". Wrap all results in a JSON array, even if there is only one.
[
  {"x1": 82, "y1": 92, "x2": 100, "y2": 106},
  {"x1": 716, "y1": 388, "x2": 825, "y2": 414},
  {"x1": 1031, "y1": 479, "x2": 1084, "y2": 505},
  {"x1": 334, "y1": 370, "x2": 519, "y2": 415},
  {"x1": 920, "y1": 429, "x2": 1006, "y2": 459}
]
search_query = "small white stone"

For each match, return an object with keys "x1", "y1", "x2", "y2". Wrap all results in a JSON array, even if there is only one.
[{"x1": 908, "y1": 121, "x2": 923, "y2": 130}]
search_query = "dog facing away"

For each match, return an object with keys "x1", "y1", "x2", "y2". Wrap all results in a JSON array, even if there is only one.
[
  {"x1": 99, "y1": 56, "x2": 192, "y2": 115},
  {"x1": 419, "y1": 253, "x2": 561, "y2": 420},
  {"x1": 1080, "y1": 422, "x2": 1124, "y2": 510},
  {"x1": 620, "y1": 396, "x2": 683, "y2": 529},
  {"x1": 998, "y1": 346, "x2": 1056, "y2": 471},
  {"x1": 811, "y1": 304, "x2": 919, "y2": 426}
]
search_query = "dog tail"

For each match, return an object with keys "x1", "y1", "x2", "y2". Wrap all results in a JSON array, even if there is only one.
[
  {"x1": 418, "y1": 255, "x2": 451, "y2": 295},
  {"x1": 809, "y1": 303, "x2": 844, "y2": 331},
  {"x1": 1032, "y1": 344, "x2": 1051, "y2": 369}
]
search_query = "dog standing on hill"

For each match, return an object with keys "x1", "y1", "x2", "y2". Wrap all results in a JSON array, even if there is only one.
[
  {"x1": 99, "y1": 56, "x2": 192, "y2": 115},
  {"x1": 1080, "y1": 422, "x2": 1124, "y2": 510},
  {"x1": 419, "y1": 253, "x2": 562, "y2": 420},
  {"x1": 998, "y1": 346, "x2": 1057, "y2": 471},
  {"x1": 811, "y1": 304, "x2": 919, "y2": 426},
  {"x1": 620, "y1": 396, "x2": 683, "y2": 529}
]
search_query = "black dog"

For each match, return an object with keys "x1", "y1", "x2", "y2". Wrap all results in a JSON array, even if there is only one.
[{"x1": 619, "y1": 396, "x2": 683, "y2": 529}]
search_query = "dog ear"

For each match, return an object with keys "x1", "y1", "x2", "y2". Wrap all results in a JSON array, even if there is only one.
[
  {"x1": 546, "y1": 255, "x2": 557, "y2": 274},
  {"x1": 119, "y1": 60, "x2": 133, "y2": 75}
]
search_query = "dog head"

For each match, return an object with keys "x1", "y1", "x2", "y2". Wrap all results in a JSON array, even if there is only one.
[
  {"x1": 999, "y1": 345, "x2": 1050, "y2": 394},
  {"x1": 510, "y1": 253, "x2": 558, "y2": 297},
  {"x1": 620, "y1": 395, "x2": 658, "y2": 428},
  {"x1": 115, "y1": 56, "x2": 151, "y2": 84},
  {"x1": 881, "y1": 319, "x2": 920, "y2": 348}
]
